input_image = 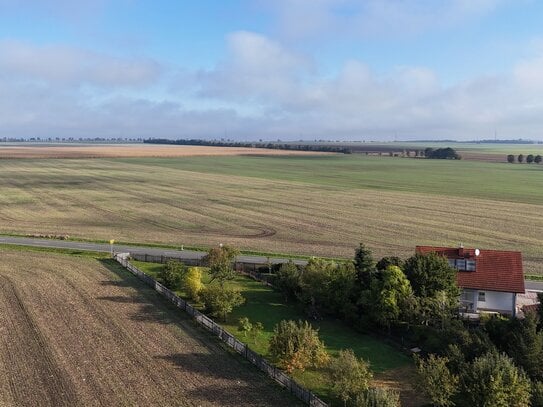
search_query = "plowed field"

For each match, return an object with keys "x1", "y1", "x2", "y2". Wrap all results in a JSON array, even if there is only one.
[{"x1": 0, "y1": 249, "x2": 295, "y2": 406}]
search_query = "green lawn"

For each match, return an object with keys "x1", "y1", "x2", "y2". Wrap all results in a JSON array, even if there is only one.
[{"x1": 132, "y1": 260, "x2": 410, "y2": 400}]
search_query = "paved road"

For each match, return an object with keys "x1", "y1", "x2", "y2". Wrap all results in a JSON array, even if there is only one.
[
  {"x1": 2, "y1": 235, "x2": 542, "y2": 290},
  {"x1": 0, "y1": 235, "x2": 307, "y2": 266}
]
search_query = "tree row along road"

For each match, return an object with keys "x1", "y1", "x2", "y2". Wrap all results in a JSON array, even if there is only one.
[
  {"x1": 0, "y1": 235, "x2": 307, "y2": 266},
  {"x1": 0, "y1": 235, "x2": 540, "y2": 291}
]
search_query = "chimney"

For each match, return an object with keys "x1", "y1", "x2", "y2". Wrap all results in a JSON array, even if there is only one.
[{"x1": 458, "y1": 243, "x2": 464, "y2": 257}]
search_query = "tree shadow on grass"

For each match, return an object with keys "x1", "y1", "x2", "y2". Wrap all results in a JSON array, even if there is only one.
[{"x1": 155, "y1": 353, "x2": 300, "y2": 406}]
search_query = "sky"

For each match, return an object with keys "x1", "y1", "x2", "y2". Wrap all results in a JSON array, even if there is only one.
[{"x1": 1, "y1": 0, "x2": 543, "y2": 141}]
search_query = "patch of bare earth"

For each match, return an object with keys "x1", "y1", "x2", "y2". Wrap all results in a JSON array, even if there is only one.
[
  {"x1": 373, "y1": 366, "x2": 428, "y2": 407},
  {"x1": 0, "y1": 144, "x2": 330, "y2": 159},
  {"x1": 0, "y1": 249, "x2": 296, "y2": 406}
]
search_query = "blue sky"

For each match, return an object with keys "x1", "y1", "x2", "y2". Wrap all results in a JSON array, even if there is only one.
[{"x1": 1, "y1": 0, "x2": 543, "y2": 140}]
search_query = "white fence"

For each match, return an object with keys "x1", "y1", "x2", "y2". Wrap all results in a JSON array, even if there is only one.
[{"x1": 114, "y1": 253, "x2": 328, "y2": 407}]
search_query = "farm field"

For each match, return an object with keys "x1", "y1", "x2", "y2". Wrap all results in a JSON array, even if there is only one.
[
  {"x1": 0, "y1": 248, "x2": 296, "y2": 407},
  {"x1": 1, "y1": 154, "x2": 543, "y2": 273},
  {"x1": 0, "y1": 143, "x2": 327, "y2": 159}
]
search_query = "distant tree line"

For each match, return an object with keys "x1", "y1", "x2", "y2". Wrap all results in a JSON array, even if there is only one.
[
  {"x1": 507, "y1": 154, "x2": 542, "y2": 164},
  {"x1": 144, "y1": 138, "x2": 354, "y2": 154},
  {"x1": 424, "y1": 147, "x2": 461, "y2": 160}
]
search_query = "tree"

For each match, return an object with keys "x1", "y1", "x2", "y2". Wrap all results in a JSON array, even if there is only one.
[
  {"x1": 527, "y1": 154, "x2": 535, "y2": 164},
  {"x1": 535, "y1": 155, "x2": 542, "y2": 164},
  {"x1": 328, "y1": 349, "x2": 373, "y2": 406},
  {"x1": 202, "y1": 245, "x2": 239, "y2": 286},
  {"x1": 364, "y1": 265, "x2": 414, "y2": 329},
  {"x1": 183, "y1": 267, "x2": 203, "y2": 301},
  {"x1": 200, "y1": 285, "x2": 245, "y2": 321},
  {"x1": 507, "y1": 154, "x2": 515, "y2": 163},
  {"x1": 274, "y1": 261, "x2": 301, "y2": 302},
  {"x1": 532, "y1": 381, "x2": 543, "y2": 407},
  {"x1": 518, "y1": 154, "x2": 524, "y2": 163},
  {"x1": 250, "y1": 321, "x2": 264, "y2": 344},
  {"x1": 268, "y1": 320, "x2": 329, "y2": 372},
  {"x1": 415, "y1": 354, "x2": 459, "y2": 406},
  {"x1": 355, "y1": 388, "x2": 400, "y2": 407},
  {"x1": 461, "y1": 352, "x2": 531, "y2": 407},
  {"x1": 354, "y1": 243, "x2": 375, "y2": 290},
  {"x1": 404, "y1": 252, "x2": 459, "y2": 298},
  {"x1": 376, "y1": 256, "x2": 404, "y2": 271},
  {"x1": 160, "y1": 260, "x2": 186, "y2": 290}
]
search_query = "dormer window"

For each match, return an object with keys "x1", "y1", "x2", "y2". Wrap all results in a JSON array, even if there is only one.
[{"x1": 448, "y1": 258, "x2": 476, "y2": 271}]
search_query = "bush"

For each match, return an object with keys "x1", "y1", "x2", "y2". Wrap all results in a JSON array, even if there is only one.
[
  {"x1": 527, "y1": 154, "x2": 535, "y2": 164},
  {"x1": 183, "y1": 267, "x2": 203, "y2": 301},
  {"x1": 461, "y1": 352, "x2": 531, "y2": 407},
  {"x1": 507, "y1": 154, "x2": 515, "y2": 163},
  {"x1": 415, "y1": 354, "x2": 458, "y2": 406},
  {"x1": 355, "y1": 387, "x2": 400, "y2": 407},
  {"x1": 328, "y1": 349, "x2": 373, "y2": 405},
  {"x1": 269, "y1": 320, "x2": 329, "y2": 372},
  {"x1": 200, "y1": 285, "x2": 245, "y2": 321},
  {"x1": 160, "y1": 260, "x2": 186, "y2": 290}
]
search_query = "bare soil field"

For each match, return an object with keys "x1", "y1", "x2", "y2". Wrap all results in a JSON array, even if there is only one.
[
  {"x1": 0, "y1": 144, "x2": 327, "y2": 159},
  {"x1": 0, "y1": 249, "x2": 296, "y2": 407}
]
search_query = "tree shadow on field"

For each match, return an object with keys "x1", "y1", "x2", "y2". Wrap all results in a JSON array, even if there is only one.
[
  {"x1": 155, "y1": 353, "x2": 299, "y2": 406},
  {"x1": 97, "y1": 258, "x2": 188, "y2": 325}
]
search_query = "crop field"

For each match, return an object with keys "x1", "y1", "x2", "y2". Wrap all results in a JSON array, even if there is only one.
[
  {"x1": 1, "y1": 154, "x2": 543, "y2": 273},
  {"x1": 0, "y1": 248, "x2": 296, "y2": 406},
  {"x1": 0, "y1": 143, "x2": 326, "y2": 159}
]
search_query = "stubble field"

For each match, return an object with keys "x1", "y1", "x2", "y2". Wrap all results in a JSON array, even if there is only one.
[
  {"x1": 0, "y1": 248, "x2": 296, "y2": 407},
  {"x1": 1, "y1": 154, "x2": 542, "y2": 272}
]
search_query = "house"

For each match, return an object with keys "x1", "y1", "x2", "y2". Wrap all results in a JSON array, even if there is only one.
[{"x1": 416, "y1": 246, "x2": 525, "y2": 317}]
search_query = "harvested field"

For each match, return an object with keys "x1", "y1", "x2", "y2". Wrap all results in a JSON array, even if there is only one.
[
  {"x1": 1, "y1": 155, "x2": 543, "y2": 273},
  {"x1": 0, "y1": 144, "x2": 328, "y2": 159},
  {"x1": 0, "y1": 249, "x2": 296, "y2": 407}
]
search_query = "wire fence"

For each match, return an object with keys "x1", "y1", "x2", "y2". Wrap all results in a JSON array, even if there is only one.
[{"x1": 114, "y1": 253, "x2": 328, "y2": 407}]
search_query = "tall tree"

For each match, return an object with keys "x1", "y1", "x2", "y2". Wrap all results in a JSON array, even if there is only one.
[
  {"x1": 403, "y1": 252, "x2": 458, "y2": 298},
  {"x1": 274, "y1": 261, "x2": 301, "y2": 302},
  {"x1": 202, "y1": 245, "x2": 239, "y2": 286},
  {"x1": 353, "y1": 243, "x2": 375, "y2": 290}
]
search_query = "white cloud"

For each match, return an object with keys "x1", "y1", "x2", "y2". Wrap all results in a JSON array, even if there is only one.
[
  {"x1": 0, "y1": 40, "x2": 161, "y2": 87},
  {"x1": 261, "y1": 0, "x2": 506, "y2": 39}
]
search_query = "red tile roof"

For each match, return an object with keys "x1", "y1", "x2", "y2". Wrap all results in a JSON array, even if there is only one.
[{"x1": 415, "y1": 246, "x2": 525, "y2": 294}]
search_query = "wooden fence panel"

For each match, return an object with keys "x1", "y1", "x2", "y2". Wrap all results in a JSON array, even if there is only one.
[{"x1": 113, "y1": 253, "x2": 328, "y2": 407}]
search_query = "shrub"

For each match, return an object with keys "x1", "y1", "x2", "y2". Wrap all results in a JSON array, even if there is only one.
[
  {"x1": 160, "y1": 260, "x2": 185, "y2": 290},
  {"x1": 328, "y1": 349, "x2": 373, "y2": 405},
  {"x1": 507, "y1": 154, "x2": 515, "y2": 163},
  {"x1": 200, "y1": 285, "x2": 245, "y2": 321},
  {"x1": 415, "y1": 354, "x2": 458, "y2": 406},
  {"x1": 183, "y1": 267, "x2": 203, "y2": 301},
  {"x1": 527, "y1": 154, "x2": 535, "y2": 164},
  {"x1": 355, "y1": 387, "x2": 400, "y2": 407},
  {"x1": 269, "y1": 320, "x2": 329, "y2": 372}
]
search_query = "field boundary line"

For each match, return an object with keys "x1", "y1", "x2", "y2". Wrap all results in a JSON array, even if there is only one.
[{"x1": 113, "y1": 253, "x2": 328, "y2": 407}]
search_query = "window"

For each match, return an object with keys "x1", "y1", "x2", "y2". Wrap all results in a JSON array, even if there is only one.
[
  {"x1": 478, "y1": 291, "x2": 486, "y2": 302},
  {"x1": 448, "y1": 259, "x2": 456, "y2": 268},
  {"x1": 456, "y1": 259, "x2": 466, "y2": 270},
  {"x1": 448, "y1": 258, "x2": 476, "y2": 271},
  {"x1": 466, "y1": 260, "x2": 476, "y2": 271}
]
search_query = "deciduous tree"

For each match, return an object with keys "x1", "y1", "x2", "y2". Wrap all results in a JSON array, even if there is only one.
[
  {"x1": 328, "y1": 349, "x2": 373, "y2": 406},
  {"x1": 269, "y1": 320, "x2": 329, "y2": 372},
  {"x1": 183, "y1": 267, "x2": 203, "y2": 301},
  {"x1": 203, "y1": 245, "x2": 239, "y2": 286},
  {"x1": 415, "y1": 354, "x2": 458, "y2": 407},
  {"x1": 200, "y1": 285, "x2": 245, "y2": 321},
  {"x1": 160, "y1": 260, "x2": 186, "y2": 290}
]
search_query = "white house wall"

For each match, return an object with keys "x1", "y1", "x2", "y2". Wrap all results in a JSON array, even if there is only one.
[{"x1": 475, "y1": 290, "x2": 514, "y2": 314}]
